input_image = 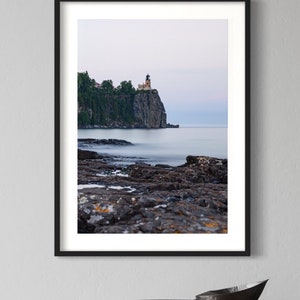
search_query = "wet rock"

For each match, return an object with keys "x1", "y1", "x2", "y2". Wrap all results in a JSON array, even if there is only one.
[
  {"x1": 140, "y1": 210, "x2": 155, "y2": 219},
  {"x1": 94, "y1": 225, "x2": 135, "y2": 233},
  {"x1": 136, "y1": 197, "x2": 157, "y2": 208},
  {"x1": 155, "y1": 164, "x2": 173, "y2": 169},
  {"x1": 139, "y1": 221, "x2": 161, "y2": 233},
  {"x1": 185, "y1": 156, "x2": 227, "y2": 183},
  {"x1": 78, "y1": 138, "x2": 133, "y2": 145},
  {"x1": 78, "y1": 211, "x2": 96, "y2": 233},
  {"x1": 77, "y1": 154, "x2": 228, "y2": 234},
  {"x1": 197, "y1": 199, "x2": 208, "y2": 207},
  {"x1": 78, "y1": 149, "x2": 102, "y2": 160},
  {"x1": 166, "y1": 196, "x2": 181, "y2": 202},
  {"x1": 115, "y1": 205, "x2": 134, "y2": 221}
]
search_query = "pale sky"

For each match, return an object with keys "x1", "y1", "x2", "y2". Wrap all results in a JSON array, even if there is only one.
[{"x1": 78, "y1": 19, "x2": 227, "y2": 126}]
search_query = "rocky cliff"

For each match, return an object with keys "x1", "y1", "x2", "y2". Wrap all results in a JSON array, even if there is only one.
[
  {"x1": 133, "y1": 90, "x2": 167, "y2": 128},
  {"x1": 77, "y1": 72, "x2": 175, "y2": 129}
]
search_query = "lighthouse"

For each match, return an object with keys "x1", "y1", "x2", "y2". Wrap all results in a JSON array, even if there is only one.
[
  {"x1": 145, "y1": 74, "x2": 151, "y2": 89},
  {"x1": 138, "y1": 74, "x2": 152, "y2": 90}
]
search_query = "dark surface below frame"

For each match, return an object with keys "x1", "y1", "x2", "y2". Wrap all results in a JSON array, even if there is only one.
[{"x1": 54, "y1": 0, "x2": 251, "y2": 256}]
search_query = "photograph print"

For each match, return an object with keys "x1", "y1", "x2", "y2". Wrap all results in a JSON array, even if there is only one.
[{"x1": 56, "y1": 1, "x2": 249, "y2": 255}]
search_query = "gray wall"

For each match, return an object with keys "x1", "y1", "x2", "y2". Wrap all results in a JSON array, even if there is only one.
[{"x1": 1, "y1": 0, "x2": 299, "y2": 299}]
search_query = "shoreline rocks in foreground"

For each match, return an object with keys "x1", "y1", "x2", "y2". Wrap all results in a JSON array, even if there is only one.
[
  {"x1": 78, "y1": 138, "x2": 133, "y2": 146},
  {"x1": 78, "y1": 149, "x2": 227, "y2": 234}
]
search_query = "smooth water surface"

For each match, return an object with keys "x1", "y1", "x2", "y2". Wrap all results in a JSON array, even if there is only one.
[{"x1": 78, "y1": 127, "x2": 227, "y2": 166}]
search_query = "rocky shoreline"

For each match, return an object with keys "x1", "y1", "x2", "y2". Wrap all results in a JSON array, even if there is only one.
[
  {"x1": 79, "y1": 123, "x2": 179, "y2": 129},
  {"x1": 78, "y1": 143, "x2": 228, "y2": 234}
]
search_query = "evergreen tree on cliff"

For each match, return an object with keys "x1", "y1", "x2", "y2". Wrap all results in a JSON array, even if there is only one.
[{"x1": 77, "y1": 72, "x2": 167, "y2": 128}]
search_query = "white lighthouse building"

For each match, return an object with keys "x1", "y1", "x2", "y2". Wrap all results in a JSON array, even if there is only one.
[{"x1": 138, "y1": 74, "x2": 152, "y2": 90}]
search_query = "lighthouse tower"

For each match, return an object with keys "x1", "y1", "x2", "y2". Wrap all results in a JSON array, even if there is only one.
[
  {"x1": 145, "y1": 74, "x2": 151, "y2": 89},
  {"x1": 138, "y1": 74, "x2": 152, "y2": 90}
]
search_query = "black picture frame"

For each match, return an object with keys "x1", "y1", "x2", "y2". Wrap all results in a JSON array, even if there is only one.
[{"x1": 55, "y1": 0, "x2": 250, "y2": 256}]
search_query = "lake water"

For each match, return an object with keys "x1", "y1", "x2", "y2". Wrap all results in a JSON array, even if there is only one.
[{"x1": 78, "y1": 127, "x2": 227, "y2": 166}]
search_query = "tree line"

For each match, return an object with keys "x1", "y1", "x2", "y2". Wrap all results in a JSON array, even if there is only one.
[{"x1": 78, "y1": 71, "x2": 137, "y2": 127}]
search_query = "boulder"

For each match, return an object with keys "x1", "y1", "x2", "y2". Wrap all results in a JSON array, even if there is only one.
[
  {"x1": 78, "y1": 149, "x2": 101, "y2": 160},
  {"x1": 185, "y1": 156, "x2": 227, "y2": 183}
]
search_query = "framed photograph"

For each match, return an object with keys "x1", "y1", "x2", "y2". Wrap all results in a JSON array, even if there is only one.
[{"x1": 55, "y1": 0, "x2": 250, "y2": 256}]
